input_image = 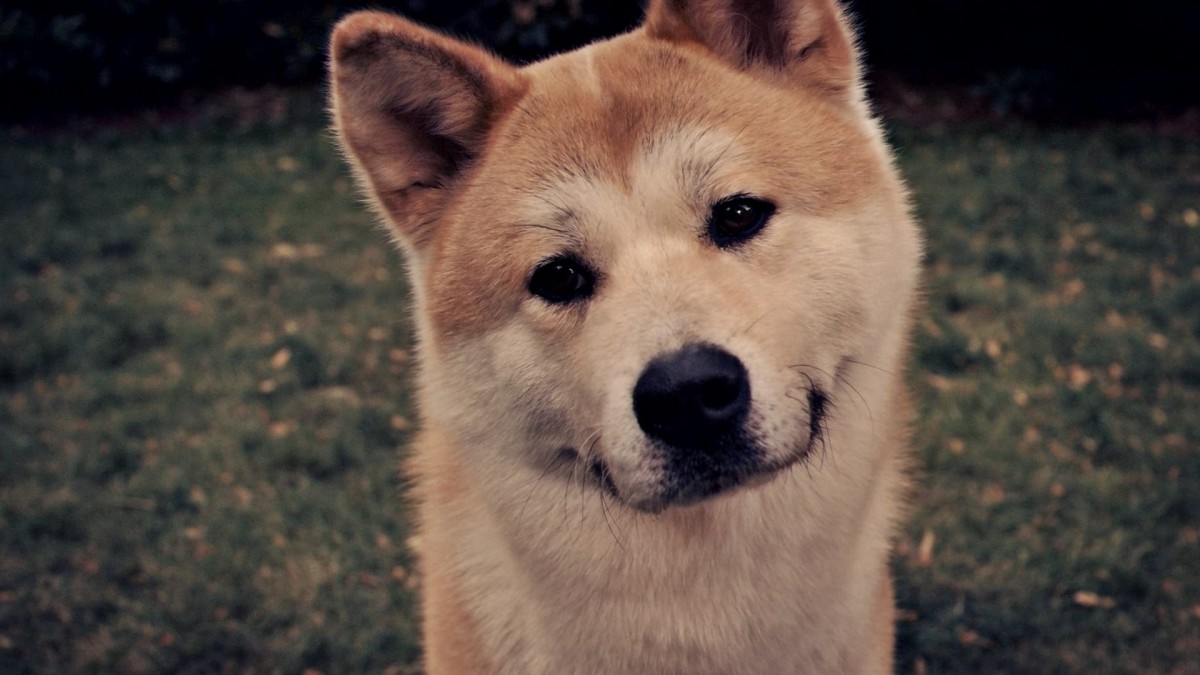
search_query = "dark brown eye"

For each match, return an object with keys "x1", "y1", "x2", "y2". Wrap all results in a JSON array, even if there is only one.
[
  {"x1": 708, "y1": 195, "x2": 775, "y2": 247},
  {"x1": 528, "y1": 256, "x2": 595, "y2": 304}
]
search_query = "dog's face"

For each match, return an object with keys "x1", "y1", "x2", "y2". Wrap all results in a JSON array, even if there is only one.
[{"x1": 331, "y1": 1, "x2": 920, "y2": 512}]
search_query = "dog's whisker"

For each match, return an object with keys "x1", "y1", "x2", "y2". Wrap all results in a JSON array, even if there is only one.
[
  {"x1": 562, "y1": 443, "x2": 590, "y2": 521},
  {"x1": 580, "y1": 436, "x2": 628, "y2": 549},
  {"x1": 728, "y1": 309, "x2": 772, "y2": 342},
  {"x1": 829, "y1": 363, "x2": 875, "y2": 433},
  {"x1": 571, "y1": 437, "x2": 600, "y2": 528},
  {"x1": 801, "y1": 452, "x2": 816, "y2": 480},
  {"x1": 788, "y1": 362, "x2": 875, "y2": 449},
  {"x1": 504, "y1": 222, "x2": 573, "y2": 236},
  {"x1": 842, "y1": 357, "x2": 895, "y2": 377},
  {"x1": 814, "y1": 426, "x2": 829, "y2": 473},
  {"x1": 519, "y1": 448, "x2": 575, "y2": 523},
  {"x1": 597, "y1": 477, "x2": 627, "y2": 552}
]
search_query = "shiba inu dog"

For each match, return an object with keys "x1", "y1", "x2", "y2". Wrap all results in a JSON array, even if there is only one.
[{"x1": 329, "y1": 0, "x2": 922, "y2": 671}]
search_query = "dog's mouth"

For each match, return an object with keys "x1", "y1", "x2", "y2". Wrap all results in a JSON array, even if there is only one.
[{"x1": 581, "y1": 383, "x2": 832, "y2": 513}]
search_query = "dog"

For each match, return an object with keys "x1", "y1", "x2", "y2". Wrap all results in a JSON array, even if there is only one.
[{"x1": 329, "y1": 0, "x2": 922, "y2": 671}]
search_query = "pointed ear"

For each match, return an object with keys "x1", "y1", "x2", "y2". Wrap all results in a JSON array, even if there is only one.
[
  {"x1": 329, "y1": 12, "x2": 527, "y2": 250},
  {"x1": 644, "y1": 0, "x2": 861, "y2": 100}
]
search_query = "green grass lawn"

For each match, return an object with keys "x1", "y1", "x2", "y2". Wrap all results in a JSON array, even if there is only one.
[{"x1": 1, "y1": 91, "x2": 1198, "y2": 673}]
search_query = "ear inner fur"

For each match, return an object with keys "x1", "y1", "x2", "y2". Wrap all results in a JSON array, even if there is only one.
[
  {"x1": 329, "y1": 12, "x2": 528, "y2": 250},
  {"x1": 644, "y1": 0, "x2": 859, "y2": 99}
]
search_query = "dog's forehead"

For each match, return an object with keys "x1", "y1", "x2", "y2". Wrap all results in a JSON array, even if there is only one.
[
  {"x1": 494, "y1": 38, "x2": 739, "y2": 185},
  {"x1": 467, "y1": 36, "x2": 875, "y2": 214}
]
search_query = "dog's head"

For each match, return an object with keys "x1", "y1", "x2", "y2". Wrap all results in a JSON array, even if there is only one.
[{"x1": 330, "y1": 0, "x2": 920, "y2": 512}]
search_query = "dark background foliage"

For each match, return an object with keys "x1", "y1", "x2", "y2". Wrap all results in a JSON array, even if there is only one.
[{"x1": 2, "y1": 0, "x2": 1198, "y2": 123}]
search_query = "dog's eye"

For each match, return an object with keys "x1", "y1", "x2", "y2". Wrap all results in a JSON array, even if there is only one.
[
  {"x1": 708, "y1": 196, "x2": 775, "y2": 247},
  {"x1": 528, "y1": 256, "x2": 595, "y2": 304}
]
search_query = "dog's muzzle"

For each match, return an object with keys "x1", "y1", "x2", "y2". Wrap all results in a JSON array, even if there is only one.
[{"x1": 619, "y1": 342, "x2": 766, "y2": 509}]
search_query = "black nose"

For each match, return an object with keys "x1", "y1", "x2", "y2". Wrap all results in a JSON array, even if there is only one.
[{"x1": 632, "y1": 343, "x2": 751, "y2": 448}]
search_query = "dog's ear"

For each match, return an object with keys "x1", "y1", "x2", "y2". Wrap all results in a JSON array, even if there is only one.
[
  {"x1": 644, "y1": 0, "x2": 860, "y2": 100},
  {"x1": 329, "y1": 12, "x2": 527, "y2": 251}
]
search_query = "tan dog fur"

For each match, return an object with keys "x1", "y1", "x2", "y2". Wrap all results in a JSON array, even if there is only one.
[{"x1": 329, "y1": 1, "x2": 922, "y2": 672}]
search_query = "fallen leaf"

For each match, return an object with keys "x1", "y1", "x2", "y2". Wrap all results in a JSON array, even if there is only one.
[
  {"x1": 984, "y1": 339, "x2": 1003, "y2": 359},
  {"x1": 221, "y1": 257, "x2": 247, "y2": 274},
  {"x1": 958, "y1": 628, "x2": 985, "y2": 646},
  {"x1": 188, "y1": 487, "x2": 206, "y2": 507},
  {"x1": 234, "y1": 486, "x2": 254, "y2": 506},
  {"x1": 271, "y1": 243, "x2": 299, "y2": 260},
  {"x1": 925, "y1": 374, "x2": 954, "y2": 391},
  {"x1": 916, "y1": 529, "x2": 936, "y2": 567},
  {"x1": 1073, "y1": 591, "x2": 1116, "y2": 609},
  {"x1": 269, "y1": 420, "x2": 296, "y2": 438},
  {"x1": 271, "y1": 348, "x2": 292, "y2": 369},
  {"x1": 981, "y1": 483, "x2": 1006, "y2": 505},
  {"x1": 1067, "y1": 364, "x2": 1092, "y2": 389},
  {"x1": 1048, "y1": 441, "x2": 1072, "y2": 461}
]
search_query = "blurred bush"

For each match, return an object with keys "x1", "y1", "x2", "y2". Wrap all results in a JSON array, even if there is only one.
[
  {"x1": 852, "y1": 0, "x2": 1200, "y2": 120},
  {"x1": 2, "y1": 0, "x2": 1196, "y2": 122},
  {"x1": 0, "y1": 0, "x2": 641, "y2": 122}
]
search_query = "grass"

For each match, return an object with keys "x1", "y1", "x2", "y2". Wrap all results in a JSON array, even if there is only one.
[
  {"x1": 1, "y1": 91, "x2": 1198, "y2": 673},
  {"x1": 894, "y1": 126, "x2": 1200, "y2": 673}
]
